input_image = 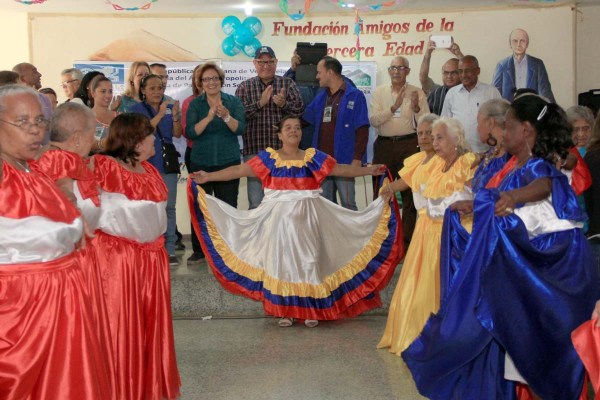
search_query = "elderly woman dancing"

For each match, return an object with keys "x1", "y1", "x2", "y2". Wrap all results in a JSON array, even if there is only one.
[
  {"x1": 0, "y1": 85, "x2": 113, "y2": 399},
  {"x1": 403, "y1": 95, "x2": 598, "y2": 400},
  {"x1": 377, "y1": 116, "x2": 476, "y2": 354}
]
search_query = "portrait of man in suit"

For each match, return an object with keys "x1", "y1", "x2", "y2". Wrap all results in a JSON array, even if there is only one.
[{"x1": 492, "y1": 28, "x2": 555, "y2": 102}]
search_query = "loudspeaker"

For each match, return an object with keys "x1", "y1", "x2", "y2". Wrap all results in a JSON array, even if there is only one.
[{"x1": 578, "y1": 89, "x2": 600, "y2": 117}]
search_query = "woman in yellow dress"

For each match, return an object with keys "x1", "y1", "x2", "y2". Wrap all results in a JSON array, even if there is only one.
[{"x1": 378, "y1": 116, "x2": 476, "y2": 355}]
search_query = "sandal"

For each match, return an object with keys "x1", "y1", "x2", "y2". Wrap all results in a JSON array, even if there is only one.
[
  {"x1": 304, "y1": 319, "x2": 319, "y2": 328},
  {"x1": 278, "y1": 317, "x2": 294, "y2": 327}
]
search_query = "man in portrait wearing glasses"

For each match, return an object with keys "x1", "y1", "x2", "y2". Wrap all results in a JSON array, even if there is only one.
[
  {"x1": 369, "y1": 56, "x2": 429, "y2": 245},
  {"x1": 492, "y1": 28, "x2": 555, "y2": 103},
  {"x1": 441, "y1": 55, "x2": 502, "y2": 153},
  {"x1": 13, "y1": 62, "x2": 52, "y2": 144},
  {"x1": 235, "y1": 46, "x2": 304, "y2": 209},
  {"x1": 60, "y1": 68, "x2": 82, "y2": 102}
]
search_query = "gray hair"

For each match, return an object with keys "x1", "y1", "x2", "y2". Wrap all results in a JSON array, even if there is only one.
[
  {"x1": 61, "y1": 68, "x2": 83, "y2": 80},
  {"x1": 0, "y1": 84, "x2": 40, "y2": 116},
  {"x1": 479, "y1": 99, "x2": 510, "y2": 127},
  {"x1": 417, "y1": 113, "x2": 439, "y2": 127},
  {"x1": 50, "y1": 102, "x2": 95, "y2": 142},
  {"x1": 392, "y1": 56, "x2": 409, "y2": 68},
  {"x1": 432, "y1": 117, "x2": 471, "y2": 153},
  {"x1": 566, "y1": 105, "x2": 594, "y2": 130}
]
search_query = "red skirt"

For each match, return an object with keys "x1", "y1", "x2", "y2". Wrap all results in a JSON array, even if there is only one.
[
  {"x1": 95, "y1": 231, "x2": 181, "y2": 400},
  {"x1": 0, "y1": 252, "x2": 113, "y2": 400}
]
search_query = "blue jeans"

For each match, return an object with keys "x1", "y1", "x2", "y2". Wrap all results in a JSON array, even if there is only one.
[
  {"x1": 161, "y1": 172, "x2": 178, "y2": 255},
  {"x1": 321, "y1": 176, "x2": 357, "y2": 211},
  {"x1": 243, "y1": 154, "x2": 263, "y2": 210}
]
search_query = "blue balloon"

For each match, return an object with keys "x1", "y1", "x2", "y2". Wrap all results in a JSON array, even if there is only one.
[
  {"x1": 242, "y1": 16, "x2": 262, "y2": 35},
  {"x1": 243, "y1": 38, "x2": 262, "y2": 58},
  {"x1": 233, "y1": 26, "x2": 254, "y2": 46},
  {"x1": 222, "y1": 15, "x2": 241, "y2": 36},
  {"x1": 222, "y1": 36, "x2": 242, "y2": 57}
]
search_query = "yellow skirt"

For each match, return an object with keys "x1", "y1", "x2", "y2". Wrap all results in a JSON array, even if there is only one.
[{"x1": 377, "y1": 209, "x2": 472, "y2": 355}]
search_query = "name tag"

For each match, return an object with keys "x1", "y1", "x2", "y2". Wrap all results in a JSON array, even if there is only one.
[
  {"x1": 347, "y1": 101, "x2": 355, "y2": 110},
  {"x1": 323, "y1": 106, "x2": 332, "y2": 123}
]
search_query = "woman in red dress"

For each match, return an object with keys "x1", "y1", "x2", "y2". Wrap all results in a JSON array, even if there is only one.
[
  {"x1": 93, "y1": 112, "x2": 181, "y2": 400},
  {"x1": 0, "y1": 85, "x2": 112, "y2": 399}
]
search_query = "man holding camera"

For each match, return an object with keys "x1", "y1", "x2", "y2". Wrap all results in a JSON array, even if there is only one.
[{"x1": 419, "y1": 38, "x2": 464, "y2": 116}]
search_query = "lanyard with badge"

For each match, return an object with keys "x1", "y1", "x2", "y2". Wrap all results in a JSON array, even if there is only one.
[{"x1": 323, "y1": 90, "x2": 343, "y2": 123}]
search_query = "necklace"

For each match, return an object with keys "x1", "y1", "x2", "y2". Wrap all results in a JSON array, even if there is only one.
[
  {"x1": 1, "y1": 155, "x2": 30, "y2": 173},
  {"x1": 442, "y1": 153, "x2": 460, "y2": 173}
]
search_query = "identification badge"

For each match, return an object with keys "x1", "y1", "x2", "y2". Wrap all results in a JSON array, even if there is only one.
[
  {"x1": 347, "y1": 101, "x2": 355, "y2": 110},
  {"x1": 393, "y1": 107, "x2": 402, "y2": 118},
  {"x1": 323, "y1": 106, "x2": 332, "y2": 123}
]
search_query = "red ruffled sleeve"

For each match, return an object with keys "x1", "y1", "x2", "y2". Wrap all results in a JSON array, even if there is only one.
[
  {"x1": 570, "y1": 148, "x2": 592, "y2": 196},
  {"x1": 93, "y1": 155, "x2": 167, "y2": 202},
  {"x1": 34, "y1": 149, "x2": 100, "y2": 206},
  {"x1": 0, "y1": 162, "x2": 80, "y2": 223}
]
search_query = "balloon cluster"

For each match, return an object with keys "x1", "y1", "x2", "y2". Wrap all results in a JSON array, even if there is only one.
[{"x1": 221, "y1": 16, "x2": 263, "y2": 58}]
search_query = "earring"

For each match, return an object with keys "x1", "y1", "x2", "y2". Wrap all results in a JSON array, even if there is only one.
[{"x1": 486, "y1": 133, "x2": 497, "y2": 147}]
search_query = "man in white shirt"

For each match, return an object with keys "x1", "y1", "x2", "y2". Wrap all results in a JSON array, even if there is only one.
[{"x1": 441, "y1": 55, "x2": 501, "y2": 153}]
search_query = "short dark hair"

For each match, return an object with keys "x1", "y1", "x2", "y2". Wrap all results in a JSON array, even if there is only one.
[
  {"x1": 459, "y1": 55, "x2": 479, "y2": 68},
  {"x1": 320, "y1": 56, "x2": 342, "y2": 76},
  {"x1": 138, "y1": 74, "x2": 163, "y2": 102},
  {"x1": 0, "y1": 71, "x2": 20, "y2": 86},
  {"x1": 39, "y1": 87, "x2": 57, "y2": 97},
  {"x1": 275, "y1": 115, "x2": 301, "y2": 133},
  {"x1": 103, "y1": 113, "x2": 154, "y2": 166},
  {"x1": 150, "y1": 63, "x2": 167, "y2": 70}
]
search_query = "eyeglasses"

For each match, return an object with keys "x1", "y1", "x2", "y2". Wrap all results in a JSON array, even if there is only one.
[
  {"x1": 417, "y1": 130, "x2": 432, "y2": 136},
  {"x1": 202, "y1": 76, "x2": 221, "y2": 83},
  {"x1": 255, "y1": 60, "x2": 276, "y2": 67},
  {"x1": 0, "y1": 117, "x2": 49, "y2": 131},
  {"x1": 61, "y1": 79, "x2": 79, "y2": 88},
  {"x1": 442, "y1": 70, "x2": 459, "y2": 76},
  {"x1": 574, "y1": 125, "x2": 591, "y2": 133},
  {"x1": 388, "y1": 66, "x2": 409, "y2": 72}
]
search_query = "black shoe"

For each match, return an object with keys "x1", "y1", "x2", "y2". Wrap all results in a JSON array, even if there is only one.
[
  {"x1": 187, "y1": 252, "x2": 205, "y2": 263},
  {"x1": 169, "y1": 255, "x2": 179, "y2": 266},
  {"x1": 175, "y1": 238, "x2": 186, "y2": 251}
]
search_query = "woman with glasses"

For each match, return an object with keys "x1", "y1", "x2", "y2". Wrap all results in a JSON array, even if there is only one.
[
  {"x1": 185, "y1": 62, "x2": 246, "y2": 263},
  {"x1": 0, "y1": 85, "x2": 113, "y2": 399},
  {"x1": 116, "y1": 61, "x2": 151, "y2": 113},
  {"x1": 377, "y1": 116, "x2": 475, "y2": 354},
  {"x1": 131, "y1": 74, "x2": 182, "y2": 265}
]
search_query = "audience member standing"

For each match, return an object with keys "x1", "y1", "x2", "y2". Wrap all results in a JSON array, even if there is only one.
[
  {"x1": 235, "y1": 46, "x2": 304, "y2": 209},
  {"x1": 303, "y1": 56, "x2": 369, "y2": 210},
  {"x1": 12, "y1": 62, "x2": 52, "y2": 143},
  {"x1": 441, "y1": 55, "x2": 501, "y2": 153},
  {"x1": 60, "y1": 67, "x2": 83, "y2": 102},
  {"x1": 116, "y1": 61, "x2": 151, "y2": 113},
  {"x1": 370, "y1": 56, "x2": 429, "y2": 244},
  {"x1": 418, "y1": 40, "x2": 463, "y2": 115}
]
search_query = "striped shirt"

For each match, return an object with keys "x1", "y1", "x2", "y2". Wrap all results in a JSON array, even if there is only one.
[
  {"x1": 427, "y1": 85, "x2": 450, "y2": 116},
  {"x1": 235, "y1": 75, "x2": 304, "y2": 156}
]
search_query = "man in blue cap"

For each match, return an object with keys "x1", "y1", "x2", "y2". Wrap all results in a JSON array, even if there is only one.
[{"x1": 235, "y1": 46, "x2": 304, "y2": 209}]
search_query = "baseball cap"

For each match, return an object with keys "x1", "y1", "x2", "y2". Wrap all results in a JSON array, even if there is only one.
[{"x1": 254, "y1": 46, "x2": 276, "y2": 59}]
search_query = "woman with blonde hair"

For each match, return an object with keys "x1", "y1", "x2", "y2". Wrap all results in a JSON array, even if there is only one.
[{"x1": 116, "y1": 61, "x2": 151, "y2": 113}]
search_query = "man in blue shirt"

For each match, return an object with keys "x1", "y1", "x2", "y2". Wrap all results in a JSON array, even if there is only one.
[{"x1": 303, "y1": 56, "x2": 369, "y2": 210}]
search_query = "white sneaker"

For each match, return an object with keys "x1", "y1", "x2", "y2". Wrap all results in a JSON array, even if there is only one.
[
  {"x1": 278, "y1": 317, "x2": 294, "y2": 327},
  {"x1": 304, "y1": 319, "x2": 319, "y2": 328}
]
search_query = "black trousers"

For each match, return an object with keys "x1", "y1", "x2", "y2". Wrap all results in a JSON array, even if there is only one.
[{"x1": 372, "y1": 134, "x2": 419, "y2": 248}]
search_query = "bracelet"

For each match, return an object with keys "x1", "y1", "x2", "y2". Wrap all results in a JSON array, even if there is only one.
[{"x1": 223, "y1": 115, "x2": 231, "y2": 123}]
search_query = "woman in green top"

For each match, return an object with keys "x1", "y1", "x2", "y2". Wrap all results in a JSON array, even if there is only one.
[{"x1": 185, "y1": 62, "x2": 247, "y2": 261}]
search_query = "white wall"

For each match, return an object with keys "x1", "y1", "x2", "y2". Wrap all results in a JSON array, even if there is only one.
[
  {"x1": 0, "y1": 12, "x2": 30, "y2": 70},
  {"x1": 576, "y1": 4, "x2": 600, "y2": 95}
]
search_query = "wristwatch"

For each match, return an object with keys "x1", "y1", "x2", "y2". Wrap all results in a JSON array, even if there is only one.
[{"x1": 223, "y1": 115, "x2": 231, "y2": 123}]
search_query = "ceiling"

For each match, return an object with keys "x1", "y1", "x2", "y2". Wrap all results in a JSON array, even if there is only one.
[{"x1": 3, "y1": 0, "x2": 599, "y2": 16}]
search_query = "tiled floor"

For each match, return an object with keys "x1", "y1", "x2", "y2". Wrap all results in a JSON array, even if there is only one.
[{"x1": 173, "y1": 316, "x2": 425, "y2": 400}]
